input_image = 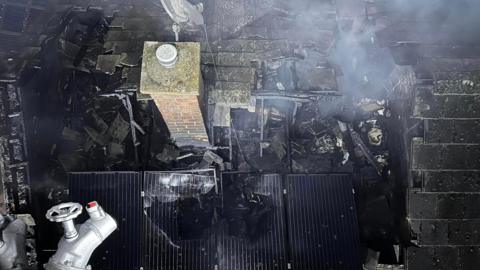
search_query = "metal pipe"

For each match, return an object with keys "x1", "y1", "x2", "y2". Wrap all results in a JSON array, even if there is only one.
[
  {"x1": 61, "y1": 220, "x2": 77, "y2": 240},
  {"x1": 0, "y1": 217, "x2": 27, "y2": 270},
  {"x1": 45, "y1": 201, "x2": 117, "y2": 270}
]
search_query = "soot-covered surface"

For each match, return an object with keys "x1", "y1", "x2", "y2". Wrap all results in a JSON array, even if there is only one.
[
  {"x1": 69, "y1": 172, "x2": 360, "y2": 270},
  {"x1": 69, "y1": 172, "x2": 143, "y2": 270},
  {"x1": 143, "y1": 170, "x2": 218, "y2": 270},
  {"x1": 218, "y1": 174, "x2": 288, "y2": 270},
  {"x1": 286, "y1": 174, "x2": 362, "y2": 270}
]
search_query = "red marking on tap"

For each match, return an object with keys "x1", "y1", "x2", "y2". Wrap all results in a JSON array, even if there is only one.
[{"x1": 87, "y1": 201, "x2": 97, "y2": 208}]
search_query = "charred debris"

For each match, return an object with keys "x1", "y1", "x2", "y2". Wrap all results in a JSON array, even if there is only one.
[{"x1": 0, "y1": 1, "x2": 423, "y2": 268}]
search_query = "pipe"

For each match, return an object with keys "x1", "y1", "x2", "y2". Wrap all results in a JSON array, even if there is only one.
[
  {"x1": 0, "y1": 216, "x2": 27, "y2": 270},
  {"x1": 45, "y1": 201, "x2": 117, "y2": 270}
]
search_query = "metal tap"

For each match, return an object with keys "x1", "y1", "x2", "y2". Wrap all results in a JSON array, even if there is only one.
[
  {"x1": 0, "y1": 214, "x2": 27, "y2": 270},
  {"x1": 44, "y1": 201, "x2": 117, "y2": 270}
]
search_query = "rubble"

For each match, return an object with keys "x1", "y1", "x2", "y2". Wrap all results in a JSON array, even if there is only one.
[
  {"x1": 95, "y1": 54, "x2": 127, "y2": 74},
  {"x1": 349, "y1": 125, "x2": 383, "y2": 175},
  {"x1": 144, "y1": 173, "x2": 215, "y2": 203},
  {"x1": 195, "y1": 150, "x2": 224, "y2": 169},
  {"x1": 155, "y1": 144, "x2": 179, "y2": 163},
  {"x1": 0, "y1": 0, "x2": 427, "y2": 268},
  {"x1": 222, "y1": 175, "x2": 274, "y2": 241},
  {"x1": 357, "y1": 98, "x2": 385, "y2": 113},
  {"x1": 368, "y1": 127, "x2": 383, "y2": 146}
]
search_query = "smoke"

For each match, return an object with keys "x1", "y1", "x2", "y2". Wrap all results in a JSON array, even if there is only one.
[
  {"x1": 388, "y1": 0, "x2": 480, "y2": 44},
  {"x1": 271, "y1": 0, "x2": 396, "y2": 98},
  {"x1": 276, "y1": 0, "x2": 480, "y2": 99}
]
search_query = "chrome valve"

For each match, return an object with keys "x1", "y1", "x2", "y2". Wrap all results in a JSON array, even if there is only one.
[
  {"x1": 0, "y1": 215, "x2": 27, "y2": 270},
  {"x1": 44, "y1": 201, "x2": 117, "y2": 270},
  {"x1": 46, "y1": 202, "x2": 83, "y2": 240}
]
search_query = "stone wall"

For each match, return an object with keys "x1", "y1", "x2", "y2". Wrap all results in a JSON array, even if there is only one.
[{"x1": 369, "y1": 0, "x2": 480, "y2": 268}]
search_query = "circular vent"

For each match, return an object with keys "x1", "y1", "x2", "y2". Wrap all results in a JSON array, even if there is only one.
[{"x1": 156, "y1": 44, "x2": 178, "y2": 68}]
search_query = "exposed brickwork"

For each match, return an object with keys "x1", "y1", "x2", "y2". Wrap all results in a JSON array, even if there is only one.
[
  {"x1": 139, "y1": 41, "x2": 209, "y2": 147},
  {"x1": 151, "y1": 94, "x2": 209, "y2": 146}
]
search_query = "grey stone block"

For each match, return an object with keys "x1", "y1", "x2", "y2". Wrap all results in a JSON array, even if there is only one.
[
  {"x1": 434, "y1": 71, "x2": 480, "y2": 81},
  {"x1": 296, "y1": 66, "x2": 337, "y2": 91},
  {"x1": 104, "y1": 41, "x2": 145, "y2": 53},
  {"x1": 411, "y1": 219, "x2": 480, "y2": 245},
  {"x1": 434, "y1": 71, "x2": 480, "y2": 94},
  {"x1": 458, "y1": 246, "x2": 480, "y2": 270},
  {"x1": 424, "y1": 171, "x2": 480, "y2": 192},
  {"x1": 409, "y1": 192, "x2": 480, "y2": 219},
  {"x1": 463, "y1": 59, "x2": 480, "y2": 71},
  {"x1": 419, "y1": 45, "x2": 480, "y2": 59},
  {"x1": 201, "y1": 66, "x2": 255, "y2": 83},
  {"x1": 425, "y1": 119, "x2": 480, "y2": 143},
  {"x1": 406, "y1": 246, "x2": 436, "y2": 270},
  {"x1": 213, "y1": 81, "x2": 252, "y2": 92},
  {"x1": 437, "y1": 194, "x2": 480, "y2": 219},
  {"x1": 448, "y1": 220, "x2": 480, "y2": 245},
  {"x1": 408, "y1": 192, "x2": 437, "y2": 219},
  {"x1": 433, "y1": 246, "x2": 460, "y2": 269},
  {"x1": 414, "y1": 87, "x2": 480, "y2": 118},
  {"x1": 208, "y1": 39, "x2": 256, "y2": 53},
  {"x1": 412, "y1": 143, "x2": 480, "y2": 170},
  {"x1": 201, "y1": 52, "x2": 255, "y2": 67},
  {"x1": 409, "y1": 246, "x2": 480, "y2": 270},
  {"x1": 417, "y1": 58, "x2": 480, "y2": 72},
  {"x1": 411, "y1": 220, "x2": 448, "y2": 245}
]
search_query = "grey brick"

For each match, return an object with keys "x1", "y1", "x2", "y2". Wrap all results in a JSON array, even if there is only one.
[
  {"x1": 201, "y1": 52, "x2": 255, "y2": 67},
  {"x1": 424, "y1": 171, "x2": 480, "y2": 192},
  {"x1": 409, "y1": 246, "x2": 479, "y2": 270},
  {"x1": 238, "y1": 26, "x2": 269, "y2": 39},
  {"x1": 271, "y1": 29, "x2": 335, "y2": 50},
  {"x1": 208, "y1": 39, "x2": 256, "y2": 53},
  {"x1": 104, "y1": 30, "x2": 160, "y2": 42},
  {"x1": 419, "y1": 45, "x2": 480, "y2": 59},
  {"x1": 417, "y1": 58, "x2": 463, "y2": 72},
  {"x1": 425, "y1": 119, "x2": 480, "y2": 143},
  {"x1": 296, "y1": 65, "x2": 337, "y2": 91},
  {"x1": 412, "y1": 144, "x2": 480, "y2": 170},
  {"x1": 408, "y1": 192, "x2": 437, "y2": 219},
  {"x1": 437, "y1": 194, "x2": 480, "y2": 219},
  {"x1": 411, "y1": 220, "x2": 448, "y2": 245},
  {"x1": 463, "y1": 59, "x2": 480, "y2": 71},
  {"x1": 434, "y1": 71, "x2": 480, "y2": 81},
  {"x1": 406, "y1": 246, "x2": 436, "y2": 270},
  {"x1": 435, "y1": 79, "x2": 480, "y2": 94},
  {"x1": 410, "y1": 219, "x2": 480, "y2": 245},
  {"x1": 104, "y1": 41, "x2": 144, "y2": 53},
  {"x1": 209, "y1": 89, "x2": 251, "y2": 106},
  {"x1": 409, "y1": 192, "x2": 480, "y2": 219},
  {"x1": 434, "y1": 71, "x2": 480, "y2": 94},
  {"x1": 414, "y1": 88, "x2": 480, "y2": 118},
  {"x1": 213, "y1": 81, "x2": 252, "y2": 92},
  {"x1": 458, "y1": 246, "x2": 480, "y2": 270},
  {"x1": 433, "y1": 246, "x2": 460, "y2": 269},
  {"x1": 201, "y1": 66, "x2": 255, "y2": 83},
  {"x1": 253, "y1": 40, "x2": 291, "y2": 54},
  {"x1": 417, "y1": 58, "x2": 480, "y2": 72},
  {"x1": 448, "y1": 220, "x2": 480, "y2": 245}
]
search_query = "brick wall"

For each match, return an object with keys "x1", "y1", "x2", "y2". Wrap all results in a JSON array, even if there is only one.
[
  {"x1": 407, "y1": 30, "x2": 480, "y2": 270},
  {"x1": 151, "y1": 94, "x2": 209, "y2": 147},
  {"x1": 369, "y1": 1, "x2": 480, "y2": 268},
  {"x1": 139, "y1": 41, "x2": 209, "y2": 147}
]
